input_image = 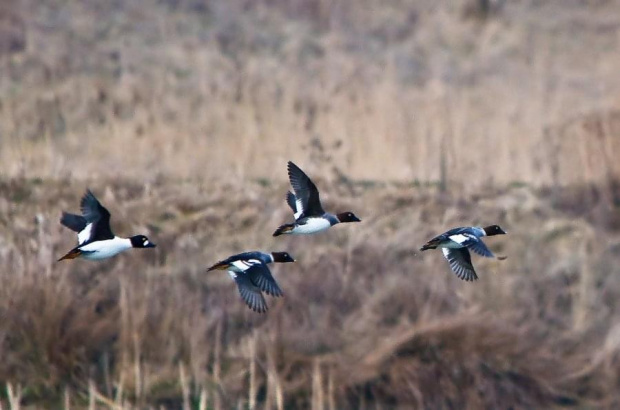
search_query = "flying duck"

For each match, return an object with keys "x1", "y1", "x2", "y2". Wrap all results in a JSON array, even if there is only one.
[
  {"x1": 58, "y1": 189, "x2": 156, "y2": 261},
  {"x1": 273, "y1": 161, "x2": 361, "y2": 236},
  {"x1": 207, "y1": 251, "x2": 295, "y2": 313},
  {"x1": 419, "y1": 225, "x2": 506, "y2": 281}
]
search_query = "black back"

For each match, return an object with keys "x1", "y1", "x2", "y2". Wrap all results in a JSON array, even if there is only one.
[{"x1": 60, "y1": 189, "x2": 115, "y2": 243}]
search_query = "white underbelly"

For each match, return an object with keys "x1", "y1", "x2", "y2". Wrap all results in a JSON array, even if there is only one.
[
  {"x1": 80, "y1": 237, "x2": 131, "y2": 260},
  {"x1": 292, "y1": 218, "x2": 332, "y2": 234},
  {"x1": 81, "y1": 248, "x2": 126, "y2": 260}
]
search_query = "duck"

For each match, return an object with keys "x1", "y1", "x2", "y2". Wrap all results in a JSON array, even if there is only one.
[
  {"x1": 419, "y1": 225, "x2": 506, "y2": 281},
  {"x1": 58, "y1": 189, "x2": 156, "y2": 261},
  {"x1": 207, "y1": 251, "x2": 295, "y2": 313},
  {"x1": 273, "y1": 161, "x2": 361, "y2": 236}
]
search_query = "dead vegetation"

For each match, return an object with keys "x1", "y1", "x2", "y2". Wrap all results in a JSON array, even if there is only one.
[
  {"x1": 0, "y1": 178, "x2": 619, "y2": 408},
  {"x1": 1, "y1": 0, "x2": 620, "y2": 408},
  {"x1": 1, "y1": 0, "x2": 620, "y2": 186}
]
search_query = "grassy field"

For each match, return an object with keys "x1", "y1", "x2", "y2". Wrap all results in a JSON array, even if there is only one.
[
  {"x1": 1, "y1": 179, "x2": 620, "y2": 408},
  {"x1": 2, "y1": 0, "x2": 620, "y2": 187},
  {"x1": 1, "y1": 0, "x2": 620, "y2": 408}
]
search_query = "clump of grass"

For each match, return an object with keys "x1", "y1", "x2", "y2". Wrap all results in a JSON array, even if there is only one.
[
  {"x1": 0, "y1": 178, "x2": 619, "y2": 407},
  {"x1": 2, "y1": 0, "x2": 620, "y2": 190}
]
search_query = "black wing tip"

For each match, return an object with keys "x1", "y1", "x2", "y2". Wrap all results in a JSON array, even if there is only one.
[
  {"x1": 457, "y1": 270, "x2": 478, "y2": 282},
  {"x1": 265, "y1": 289, "x2": 284, "y2": 298},
  {"x1": 80, "y1": 189, "x2": 99, "y2": 207},
  {"x1": 60, "y1": 212, "x2": 87, "y2": 232},
  {"x1": 245, "y1": 297, "x2": 268, "y2": 313},
  {"x1": 82, "y1": 188, "x2": 96, "y2": 200},
  {"x1": 287, "y1": 161, "x2": 304, "y2": 176},
  {"x1": 250, "y1": 304, "x2": 268, "y2": 313},
  {"x1": 59, "y1": 211, "x2": 71, "y2": 224}
]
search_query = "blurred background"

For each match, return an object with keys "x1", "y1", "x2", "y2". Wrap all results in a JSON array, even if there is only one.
[{"x1": 1, "y1": 0, "x2": 620, "y2": 408}]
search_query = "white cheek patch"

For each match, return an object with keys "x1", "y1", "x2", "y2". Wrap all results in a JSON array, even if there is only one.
[
  {"x1": 144, "y1": 240, "x2": 150, "y2": 246},
  {"x1": 449, "y1": 234, "x2": 469, "y2": 244}
]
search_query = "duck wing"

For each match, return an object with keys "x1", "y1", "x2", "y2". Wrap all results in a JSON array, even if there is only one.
[
  {"x1": 466, "y1": 239, "x2": 495, "y2": 258},
  {"x1": 233, "y1": 274, "x2": 268, "y2": 313},
  {"x1": 287, "y1": 161, "x2": 325, "y2": 217},
  {"x1": 441, "y1": 248, "x2": 478, "y2": 281},
  {"x1": 246, "y1": 264, "x2": 283, "y2": 297},
  {"x1": 286, "y1": 191, "x2": 304, "y2": 220},
  {"x1": 79, "y1": 190, "x2": 114, "y2": 242}
]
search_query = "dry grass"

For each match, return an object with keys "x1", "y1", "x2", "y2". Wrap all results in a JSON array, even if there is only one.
[
  {"x1": 0, "y1": 178, "x2": 619, "y2": 408},
  {"x1": 1, "y1": 0, "x2": 620, "y2": 408},
  {"x1": 1, "y1": 0, "x2": 620, "y2": 187}
]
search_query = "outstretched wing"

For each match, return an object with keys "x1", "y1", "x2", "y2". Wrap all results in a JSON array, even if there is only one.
[
  {"x1": 285, "y1": 191, "x2": 303, "y2": 220},
  {"x1": 246, "y1": 264, "x2": 283, "y2": 297},
  {"x1": 79, "y1": 190, "x2": 114, "y2": 242},
  {"x1": 466, "y1": 240, "x2": 495, "y2": 258},
  {"x1": 445, "y1": 228, "x2": 496, "y2": 259},
  {"x1": 233, "y1": 274, "x2": 268, "y2": 313},
  {"x1": 441, "y1": 248, "x2": 478, "y2": 282},
  {"x1": 287, "y1": 161, "x2": 325, "y2": 217},
  {"x1": 286, "y1": 191, "x2": 297, "y2": 212},
  {"x1": 60, "y1": 212, "x2": 87, "y2": 233}
]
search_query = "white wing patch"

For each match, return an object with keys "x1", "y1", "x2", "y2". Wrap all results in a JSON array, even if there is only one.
[
  {"x1": 231, "y1": 259, "x2": 262, "y2": 272},
  {"x1": 77, "y1": 223, "x2": 93, "y2": 245},
  {"x1": 231, "y1": 260, "x2": 252, "y2": 272},
  {"x1": 448, "y1": 234, "x2": 470, "y2": 245},
  {"x1": 294, "y1": 198, "x2": 304, "y2": 220}
]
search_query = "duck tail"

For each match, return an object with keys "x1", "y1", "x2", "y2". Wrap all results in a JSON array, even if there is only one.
[
  {"x1": 207, "y1": 261, "x2": 229, "y2": 271},
  {"x1": 58, "y1": 248, "x2": 82, "y2": 261},
  {"x1": 273, "y1": 223, "x2": 295, "y2": 237},
  {"x1": 419, "y1": 239, "x2": 440, "y2": 251}
]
